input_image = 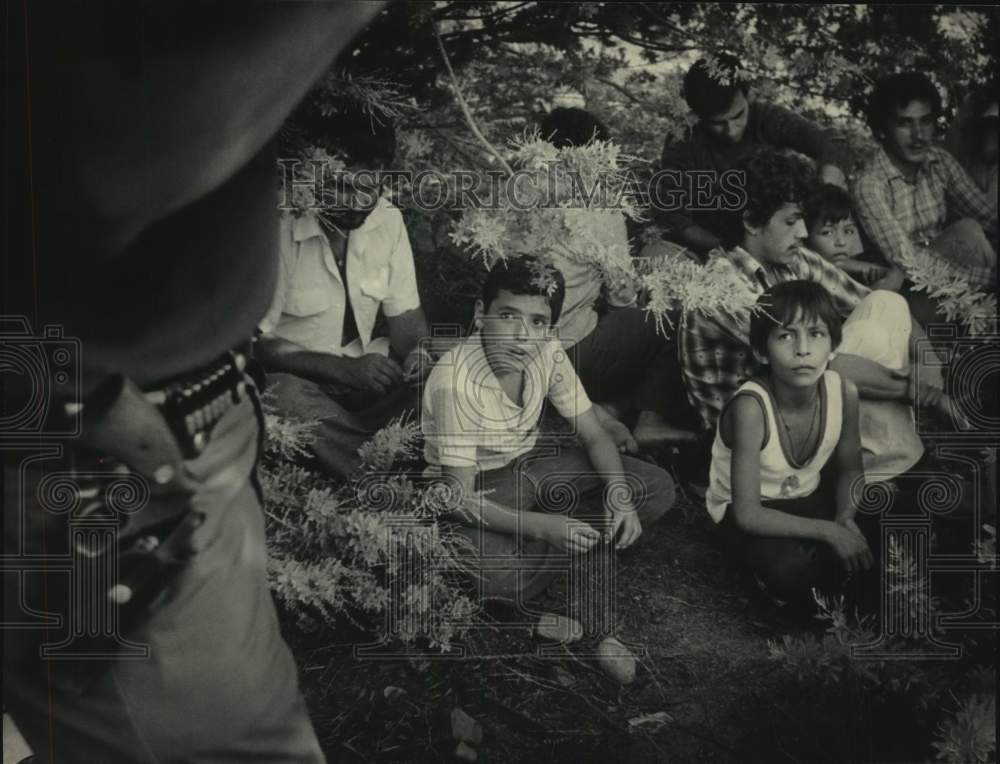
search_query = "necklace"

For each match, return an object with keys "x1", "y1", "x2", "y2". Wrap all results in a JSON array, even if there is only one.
[{"x1": 774, "y1": 386, "x2": 821, "y2": 466}]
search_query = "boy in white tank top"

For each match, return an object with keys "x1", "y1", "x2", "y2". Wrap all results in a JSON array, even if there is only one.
[{"x1": 707, "y1": 281, "x2": 876, "y2": 604}]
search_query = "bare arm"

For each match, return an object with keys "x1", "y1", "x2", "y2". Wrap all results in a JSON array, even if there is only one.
[
  {"x1": 834, "y1": 379, "x2": 864, "y2": 524},
  {"x1": 573, "y1": 406, "x2": 642, "y2": 549},
  {"x1": 389, "y1": 307, "x2": 433, "y2": 383},
  {"x1": 727, "y1": 395, "x2": 873, "y2": 572},
  {"x1": 830, "y1": 308, "x2": 947, "y2": 403},
  {"x1": 256, "y1": 334, "x2": 356, "y2": 386},
  {"x1": 829, "y1": 353, "x2": 909, "y2": 401},
  {"x1": 387, "y1": 306, "x2": 430, "y2": 360},
  {"x1": 728, "y1": 397, "x2": 833, "y2": 542},
  {"x1": 256, "y1": 334, "x2": 401, "y2": 394}
]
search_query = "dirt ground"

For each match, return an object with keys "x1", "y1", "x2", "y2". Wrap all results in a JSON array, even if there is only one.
[{"x1": 285, "y1": 474, "x2": 986, "y2": 764}]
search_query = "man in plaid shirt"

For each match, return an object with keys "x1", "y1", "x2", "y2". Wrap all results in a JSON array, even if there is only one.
[
  {"x1": 681, "y1": 149, "x2": 956, "y2": 483},
  {"x1": 853, "y1": 72, "x2": 997, "y2": 290}
]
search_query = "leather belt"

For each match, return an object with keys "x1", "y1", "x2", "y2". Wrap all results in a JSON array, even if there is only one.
[{"x1": 141, "y1": 344, "x2": 253, "y2": 459}]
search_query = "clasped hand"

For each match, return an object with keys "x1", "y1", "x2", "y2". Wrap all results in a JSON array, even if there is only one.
[
  {"x1": 342, "y1": 349, "x2": 432, "y2": 394},
  {"x1": 827, "y1": 517, "x2": 874, "y2": 573}
]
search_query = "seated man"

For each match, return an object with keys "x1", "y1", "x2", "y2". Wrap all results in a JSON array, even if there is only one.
[
  {"x1": 853, "y1": 72, "x2": 998, "y2": 292},
  {"x1": 421, "y1": 257, "x2": 675, "y2": 608},
  {"x1": 680, "y1": 149, "x2": 956, "y2": 486},
  {"x1": 258, "y1": 104, "x2": 431, "y2": 479},
  {"x1": 658, "y1": 54, "x2": 852, "y2": 258},
  {"x1": 538, "y1": 107, "x2": 698, "y2": 451}
]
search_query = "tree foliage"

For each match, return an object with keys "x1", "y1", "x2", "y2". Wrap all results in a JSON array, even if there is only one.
[{"x1": 335, "y1": 2, "x2": 998, "y2": 137}]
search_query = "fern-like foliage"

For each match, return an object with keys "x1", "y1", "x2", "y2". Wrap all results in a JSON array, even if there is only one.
[
  {"x1": 261, "y1": 410, "x2": 478, "y2": 651},
  {"x1": 767, "y1": 537, "x2": 948, "y2": 709},
  {"x1": 640, "y1": 251, "x2": 761, "y2": 336},
  {"x1": 932, "y1": 693, "x2": 997, "y2": 764},
  {"x1": 895, "y1": 244, "x2": 997, "y2": 336}
]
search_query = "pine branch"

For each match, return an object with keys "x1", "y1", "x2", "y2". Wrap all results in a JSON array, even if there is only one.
[{"x1": 433, "y1": 21, "x2": 514, "y2": 177}]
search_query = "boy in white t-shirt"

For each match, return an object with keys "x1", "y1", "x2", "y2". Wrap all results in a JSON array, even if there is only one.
[
  {"x1": 707, "y1": 280, "x2": 874, "y2": 603},
  {"x1": 422, "y1": 257, "x2": 676, "y2": 606}
]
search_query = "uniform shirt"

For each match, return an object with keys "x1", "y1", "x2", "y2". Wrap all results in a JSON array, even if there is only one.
[
  {"x1": 853, "y1": 145, "x2": 997, "y2": 287},
  {"x1": 680, "y1": 246, "x2": 868, "y2": 430},
  {"x1": 421, "y1": 334, "x2": 592, "y2": 472},
  {"x1": 260, "y1": 198, "x2": 420, "y2": 357},
  {"x1": 706, "y1": 370, "x2": 843, "y2": 522}
]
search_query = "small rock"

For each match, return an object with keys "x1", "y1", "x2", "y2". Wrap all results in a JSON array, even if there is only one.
[
  {"x1": 383, "y1": 686, "x2": 406, "y2": 703},
  {"x1": 596, "y1": 637, "x2": 636, "y2": 685},
  {"x1": 552, "y1": 665, "x2": 576, "y2": 687},
  {"x1": 453, "y1": 741, "x2": 478, "y2": 762},
  {"x1": 450, "y1": 707, "x2": 483, "y2": 745},
  {"x1": 627, "y1": 710, "x2": 672, "y2": 729}
]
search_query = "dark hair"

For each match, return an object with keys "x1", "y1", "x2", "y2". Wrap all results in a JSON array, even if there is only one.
[
  {"x1": 865, "y1": 72, "x2": 942, "y2": 140},
  {"x1": 802, "y1": 183, "x2": 855, "y2": 231},
  {"x1": 481, "y1": 256, "x2": 566, "y2": 325},
  {"x1": 749, "y1": 280, "x2": 843, "y2": 359},
  {"x1": 721, "y1": 148, "x2": 816, "y2": 247},
  {"x1": 284, "y1": 97, "x2": 397, "y2": 169},
  {"x1": 539, "y1": 107, "x2": 611, "y2": 148},
  {"x1": 683, "y1": 54, "x2": 749, "y2": 118}
]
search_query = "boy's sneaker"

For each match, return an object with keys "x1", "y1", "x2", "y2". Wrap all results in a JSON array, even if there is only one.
[
  {"x1": 533, "y1": 614, "x2": 583, "y2": 644},
  {"x1": 596, "y1": 636, "x2": 637, "y2": 685}
]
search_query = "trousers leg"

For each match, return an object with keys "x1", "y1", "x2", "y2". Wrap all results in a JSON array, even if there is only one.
[
  {"x1": 570, "y1": 307, "x2": 677, "y2": 416},
  {"x1": 453, "y1": 443, "x2": 676, "y2": 603},
  {"x1": 838, "y1": 290, "x2": 926, "y2": 480},
  {"x1": 517, "y1": 443, "x2": 676, "y2": 533},
  {"x1": 267, "y1": 372, "x2": 418, "y2": 480},
  {"x1": 718, "y1": 491, "x2": 840, "y2": 603},
  {"x1": 454, "y1": 459, "x2": 558, "y2": 602},
  {"x1": 931, "y1": 218, "x2": 997, "y2": 286},
  {"x1": 3, "y1": 395, "x2": 323, "y2": 763}
]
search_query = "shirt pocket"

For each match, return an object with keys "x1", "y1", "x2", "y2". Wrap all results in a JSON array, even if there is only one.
[
  {"x1": 283, "y1": 287, "x2": 330, "y2": 317},
  {"x1": 358, "y1": 265, "x2": 392, "y2": 302},
  {"x1": 284, "y1": 255, "x2": 332, "y2": 317}
]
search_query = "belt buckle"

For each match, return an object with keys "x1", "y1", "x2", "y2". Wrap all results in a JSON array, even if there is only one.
[{"x1": 157, "y1": 350, "x2": 250, "y2": 459}]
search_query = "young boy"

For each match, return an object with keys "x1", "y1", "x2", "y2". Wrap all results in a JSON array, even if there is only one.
[
  {"x1": 706, "y1": 280, "x2": 874, "y2": 604},
  {"x1": 421, "y1": 256, "x2": 675, "y2": 607},
  {"x1": 803, "y1": 183, "x2": 905, "y2": 291}
]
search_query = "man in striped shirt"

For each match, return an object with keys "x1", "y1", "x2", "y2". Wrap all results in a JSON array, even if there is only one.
[
  {"x1": 680, "y1": 149, "x2": 956, "y2": 483},
  {"x1": 853, "y1": 72, "x2": 997, "y2": 291}
]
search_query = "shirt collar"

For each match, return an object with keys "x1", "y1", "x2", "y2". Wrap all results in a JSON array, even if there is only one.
[
  {"x1": 725, "y1": 246, "x2": 796, "y2": 288},
  {"x1": 290, "y1": 196, "x2": 392, "y2": 242},
  {"x1": 874, "y1": 144, "x2": 939, "y2": 184},
  {"x1": 464, "y1": 334, "x2": 503, "y2": 392},
  {"x1": 463, "y1": 333, "x2": 553, "y2": 395}
]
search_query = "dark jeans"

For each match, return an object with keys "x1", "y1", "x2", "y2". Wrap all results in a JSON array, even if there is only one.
[
  {"x1": 716, "y1": 450, "x2": 993, "y2": 607},
  {"x1": 267, "y1": 372, "x2": 419, "y2": 480},
  {"x1": 570, "y1": 306, "x2": 691, "y2": 423},
  {"x1": 718, "y1": 488, "x2": 848, "y2": 603},
  {"x1": 455, "y1": 442, "x2": 676, "y2": 603}
]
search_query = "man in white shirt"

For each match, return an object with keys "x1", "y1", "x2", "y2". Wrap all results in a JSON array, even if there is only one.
[
  {"x1": 258, "y1": 105, "x2": 431, "y2": 479},
  {"x1": 538, "y1": 108, "x2": 699, "y2": 453}
]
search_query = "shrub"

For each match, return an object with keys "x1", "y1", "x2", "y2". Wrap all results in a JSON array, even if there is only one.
[{"x1": 261, "y1": 409, "x2": 479, "y2": 651}]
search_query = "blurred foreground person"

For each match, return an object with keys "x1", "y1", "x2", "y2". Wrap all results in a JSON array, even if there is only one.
[{"x1": 3, "y1": 3, "x2": 382, "y2": 761}]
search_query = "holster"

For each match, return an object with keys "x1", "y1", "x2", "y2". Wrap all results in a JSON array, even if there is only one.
[{"x1": 9, "y1": 374, "x2": 208, "y2": 695}]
